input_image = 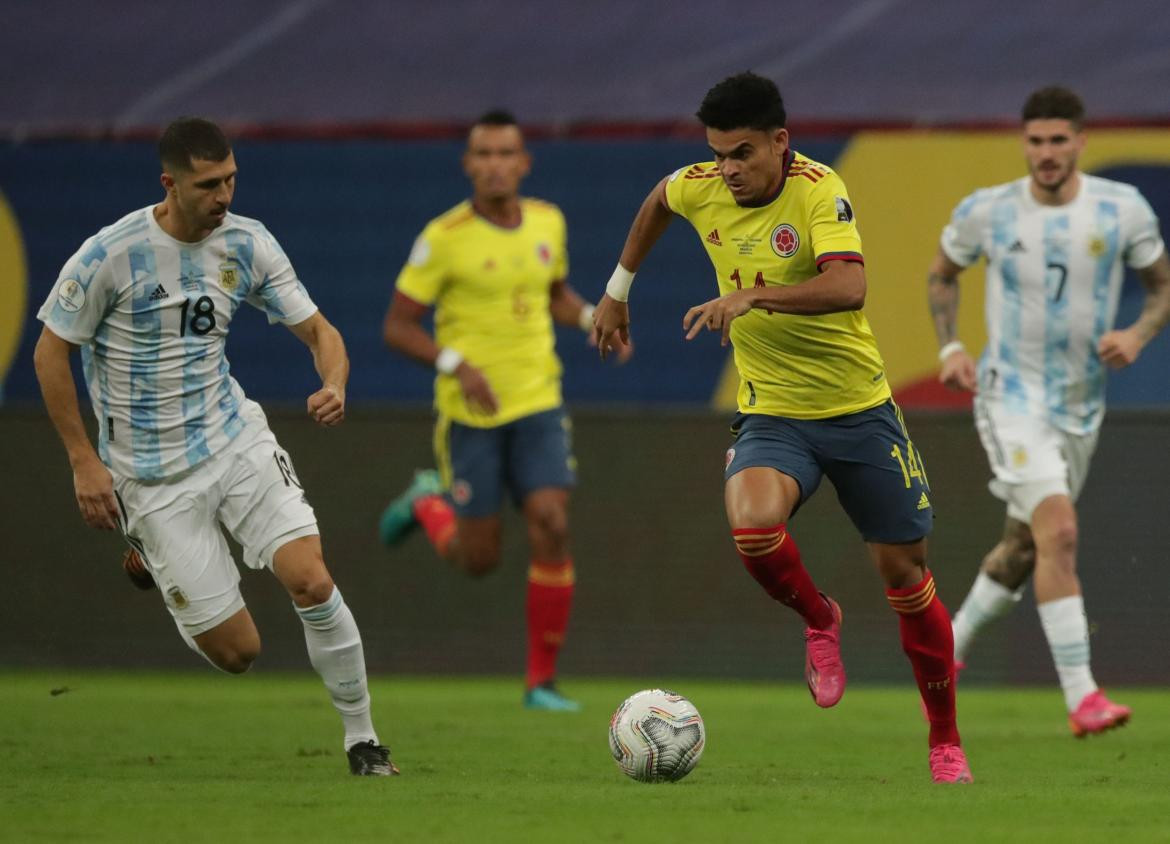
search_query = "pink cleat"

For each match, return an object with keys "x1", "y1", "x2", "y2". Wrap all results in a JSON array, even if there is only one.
[
  {"x1": 804, "y1": 594, "x2": 845, "y2": 708},
  {"x1": 1069, "y1": 690, "x2": 1131, "y2": 738},
  {"x1": 929, "y1": 744, "x2": 973, "y2": 784}
]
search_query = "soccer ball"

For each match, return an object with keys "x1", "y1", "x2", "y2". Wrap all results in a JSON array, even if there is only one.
[{"x1": 608, "y1": 689, "x2": 706, "y2": 782}]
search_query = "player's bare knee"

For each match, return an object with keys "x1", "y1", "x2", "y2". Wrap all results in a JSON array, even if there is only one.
[
  {"x1": 288, "y1": 574, "x2": 335, "y2": 608},
  {"x1": 526, "y1": 505, "x2": 569, "y2": 555},
  {"x1": 981, "y1": 542, "x2": 1035, "y2": 590},
  {"x1": 460, "y1": 545, "x2": 501, "y2": 577},
  {"x1": 870, "y1": 541, "x2": 927, "y2": 589},
  {"x1": 209, "y1": 638, "x2": 260, "y2": 674},
  {"x1": 727, "y1": 503, "x2": 786, "y2": 531},
  {"x1": 1034, "y1": 517, "x2": 1078, "y2": 558}
]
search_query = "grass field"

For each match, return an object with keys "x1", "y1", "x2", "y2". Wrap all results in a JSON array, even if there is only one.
[{"x1": 1, "y1": 671, "x2": 1166, "y2": 843}]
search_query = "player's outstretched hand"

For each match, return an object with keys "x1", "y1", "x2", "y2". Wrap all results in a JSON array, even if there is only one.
[
  {"x1": 307, "y1": 383, "x2": 346, "y2": 426},
  {"x1": 73, "y1": 454, "x2": 119, "y2": 530},
  {"x1": 586, "y1": 318, "x2": 634, "y2": 364},
  {"x1": 939, "y1": 348, "x2": 977, "y2": 391},
  {"x1": 456, "y1": 362, "x2": 499, "y2": 416},
  {"x1": 683, "y1": 289, "x2": 753, "y2": 346},
  {"x1": 592, "y1": 294, "x2": 631, "y2": 362},
  {"x1": 1097, "y1": 328, "x2": 1142, "y2": 369}
]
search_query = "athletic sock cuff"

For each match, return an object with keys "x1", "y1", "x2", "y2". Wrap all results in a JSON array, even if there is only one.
[
  {"x1": 528, "y1": 558, "x2": 575, "y2": 587},
  {"x1": 886, "y1": 572, "x2": 937, "y2": 615},
  {"x1": 732, "y1": 524, "x2": 787, "y2": 556},
  {"x1": 295, "y1": 586, "x2": 344, "y2": 627},
  {"x1": 975, "y1": 571, "x2": 1025, "y2": 603}
]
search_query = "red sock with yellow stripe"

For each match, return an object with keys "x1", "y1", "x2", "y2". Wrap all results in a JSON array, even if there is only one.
[
  {"x1": 413, "y1": 495, "x2": 456, "y2": 556},
  {"x1": 526, "y1": 558, "x2": 575, "y2": 689},
  {"x1": 887, "y1": 571, "x2": 960, "y2": 747},
  {"x1": 733, "y1": 524, "x2": 834, "y2": 630}
]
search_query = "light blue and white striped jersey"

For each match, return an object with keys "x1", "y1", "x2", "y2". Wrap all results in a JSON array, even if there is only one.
[
  {"x1": 38, "y1": 206, "x2": 318, "y2": 480},
  {"x1": 942, "y1": 174, "x2": 1164, "y2": 434}
]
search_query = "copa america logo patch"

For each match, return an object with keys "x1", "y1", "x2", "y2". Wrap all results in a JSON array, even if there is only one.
[
  {"x1": 770, "y1": 224, "x2": 800, "y2": 258},
  {"x1": 725, "y1": 447, "x2": 736, "y2": 469},
  {"x1": 57, "y1": 278, "x2": 85, "y2": 312},
  {"x1": 451, "y1": 479, "x2": 473, "y2": 506}
]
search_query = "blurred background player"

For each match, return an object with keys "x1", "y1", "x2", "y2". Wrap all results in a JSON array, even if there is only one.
[
  {"x1": 591, "y1": 73, "x2": 971, "y2": 783},
  {"x1": 378, "y1": 110, "x2": 626, "y2": 711},
  {"x1": 32, "y1": 118, "x2": 397, "y2": 776},
  {"x1": 927, "y1": 86, "x2": 1170, "y2": 736}
]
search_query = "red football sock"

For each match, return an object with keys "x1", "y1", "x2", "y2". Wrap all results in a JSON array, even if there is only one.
[
  {"x1": 733, "y1": 524, "x2": 833, "y2": 630},
  {"x1": 887, "y1": 571, "x2": 960, "y2": 747},
  {"x1": 526, "y1": 558, "x2": 575, "y2": 689},
  {"x1": 412, "y1": 494, "x2": 456, "y2": 556}
]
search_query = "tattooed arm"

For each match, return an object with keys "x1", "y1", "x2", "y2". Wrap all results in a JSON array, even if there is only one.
[{"x1": 927, "y1": 249, "x2": 977, "y2": 391}]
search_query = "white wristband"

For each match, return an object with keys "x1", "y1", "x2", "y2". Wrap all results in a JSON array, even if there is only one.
[
  {"x1": 578, "y1": 304, "x2": 595, "y2": 333},
  {"x1": 938, "y1": 340, "x2": 965, "y2": 363},
  {"x1": 435, "y1": 347, "x2": 463, "y2": 375},
  {"x1": 605, "y1": 264, "x2": 635, "y2": 303}
]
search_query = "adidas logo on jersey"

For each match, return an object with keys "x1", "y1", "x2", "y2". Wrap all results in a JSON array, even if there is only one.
[
  {"x1": 1008, "y1": 239, "x2": 1027, "y2": 253},
  {"x1": 917, "y1": 491, "x2": 931, "y2": 510},
  {"x1": 148, "y1": 284, "x2": 169, "y2": 301},
  {"x1": 706, "y1": 228, "x2": 722, "y2": 246}
]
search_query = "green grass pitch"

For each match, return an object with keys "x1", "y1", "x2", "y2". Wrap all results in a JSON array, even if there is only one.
[{"x1": 1, "y1": 672, "x2": 1166, "y2": 843}]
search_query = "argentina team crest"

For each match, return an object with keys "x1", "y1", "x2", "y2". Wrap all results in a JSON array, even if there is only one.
[
  {"x1": 218, "y1": 260, "x2": 239, "y2": 292},
  {"x1": 770, "y1": 224, "x2": 800, "y2": 258}
]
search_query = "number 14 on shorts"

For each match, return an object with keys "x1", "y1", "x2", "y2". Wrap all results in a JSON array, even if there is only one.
[{"x1": 890, "y1": 442, "x2": 928, "y2": 489}]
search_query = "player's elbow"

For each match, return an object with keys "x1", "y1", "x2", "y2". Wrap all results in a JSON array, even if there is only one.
[
  {"x1": 382, "y1": 315, "x2": 405, "y2": 350},
  {"x1": 841, "y1": 278, "x2": 866, "y2": 311}
]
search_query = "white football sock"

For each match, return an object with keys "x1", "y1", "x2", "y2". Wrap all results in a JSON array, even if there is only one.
[
  {"x1": 1038, "y1": 595, "x2": 1098, "y2": 712},
  {"x1": 295, "y1": 587, "x2": 379, "y2": 749},
  {"x1": 951, "y1": 571, "x2": 1023, "y2": 662}
]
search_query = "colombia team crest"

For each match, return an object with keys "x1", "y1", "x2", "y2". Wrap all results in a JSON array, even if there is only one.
[{"x1": 770, "y1": 224, "x2": 800, "y2": 258}]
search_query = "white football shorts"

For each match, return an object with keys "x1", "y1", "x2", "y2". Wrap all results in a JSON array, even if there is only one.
[
  {"x1": 973, "y1": 396, "x2": 1098, "y2": 522},
  {"x1": 114, "y1": 402, "x2": 319, "y2": 636}
]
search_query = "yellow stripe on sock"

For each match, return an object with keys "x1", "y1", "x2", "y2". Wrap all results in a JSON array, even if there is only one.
[
  {"x1": 888, "y1": 578, "x2": 936, "y2": 615},
  {"x1": 735, "y1": 537, "x2": 784, "y2": 556},
  {"x1": 528, "y1": 563, "x2": 576, "y2": 588}
]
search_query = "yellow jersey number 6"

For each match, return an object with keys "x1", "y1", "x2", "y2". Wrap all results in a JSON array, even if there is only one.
[{"x1": 511, "y1": 285, "x2": 531, "y2": 320}]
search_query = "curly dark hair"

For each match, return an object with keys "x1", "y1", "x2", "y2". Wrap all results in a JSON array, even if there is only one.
[
  {"x1": 1022, "y1": 87, "x2": 1085, "y2": 127},
  {"x1": 696, "y1": 72, "x2": 786, "y2": 131}
]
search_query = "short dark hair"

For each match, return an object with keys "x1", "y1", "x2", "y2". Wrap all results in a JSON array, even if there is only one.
[
  {"x1": 1021, "y1": 87, "x2": 1085, "y2": 127},
  {"x1": 696, "y1": 72, "x2": 786, "y2": 131},
  {"x1": 158, "y1": 117, "x2": 231, "y2": 172},
  {"x1": 473, "y1": 109, "x2": 518, "y2": 128}
]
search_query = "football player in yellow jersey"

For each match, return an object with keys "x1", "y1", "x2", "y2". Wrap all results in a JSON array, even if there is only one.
[
  {"x1": 593, "y1": 73, "x2": 971, "y2": 783},
  {"x1": 378, "y1": 110, "x2": 625, "y2": 711}
]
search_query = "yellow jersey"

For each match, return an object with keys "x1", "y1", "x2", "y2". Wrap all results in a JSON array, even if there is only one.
[
  {"x1": 665, "y1": 150, "x2": 891, "y2": 419},
  {"x1": 396, "y1": 198, "x2": 568, "y2": 427}
]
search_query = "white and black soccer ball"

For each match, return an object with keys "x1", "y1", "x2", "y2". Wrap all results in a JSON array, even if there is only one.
[{"x1": 608, "y1": 688, "x2": 705, "y2": 782}]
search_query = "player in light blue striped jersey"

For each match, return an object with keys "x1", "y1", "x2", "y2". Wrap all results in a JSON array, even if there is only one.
[
  {"x1": 926, "y1": 87, "x2": 1170, "y2": 737},
  {"x1": 33, "y1": 118, "x2": 397, "y2": 775}
]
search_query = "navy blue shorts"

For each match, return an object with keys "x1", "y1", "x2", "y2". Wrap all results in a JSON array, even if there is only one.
[
  {"x1": 436, "y1": 406, "x2": 577, "y2": 518},
  {"x1": 723, "y1": 401, "x2": 933, "y2": 543}
]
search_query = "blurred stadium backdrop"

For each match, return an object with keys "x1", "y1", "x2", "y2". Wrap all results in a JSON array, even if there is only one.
[{"x1": 2, "y1": 0, "x2": 1168, "y2": 687}]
